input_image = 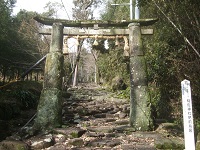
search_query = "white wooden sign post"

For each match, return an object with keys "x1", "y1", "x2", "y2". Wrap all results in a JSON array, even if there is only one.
[{"x1": 181, "y1": 79, "x2": 195, "y2": 150}]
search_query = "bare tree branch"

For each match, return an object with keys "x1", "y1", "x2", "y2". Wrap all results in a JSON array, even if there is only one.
[{"x1": 152, "y1": 0, "x2": 200, "y2": 58}]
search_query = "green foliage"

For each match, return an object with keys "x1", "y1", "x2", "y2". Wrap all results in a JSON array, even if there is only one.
[
  {"x1": 100, "y1": 0, "x2": 130, "y2": 20},
  {"x1": 116, "y1": 86, "x2": 130, "y2": 99},
  {"x1": 195, "y1": 120, "x2": 200, "y2": 133},
  {"x1": 70, "y1": 132, "x2": 79, "y2": 138},
  {"x1": 141, "y1": 0, "x2": 200, "y2": 120},
  {"x1": 97, "y1": 46, "x2": 129, "y2": 86},
  {"x1": 0, "y1": 81, "x2": 41, "y2": 120},
  {"x1": 100, "y1": 0, "x2": 200, "y2": 122},
  {"x1": 0, "y1": 3, "x2": 45, "y2": 83},
  {"x1": 92, "y1": 40, "x2": 107, "y2": 54},
  {"x1": 13, "y1": 89, "x2": 38, "y2": 109}
]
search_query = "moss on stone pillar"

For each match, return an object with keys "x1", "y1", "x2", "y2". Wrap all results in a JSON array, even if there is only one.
[
  {"x1": 129, "y1": 85, "x2": 153, "y2": 130},
  {"x1": 34, "y1": 23, "x2": 64, "y2": 131},
  {"x1": 50, "y1": 23, "x2": 64, "y2": 52},
  {"x1": 43, "y1": 52, "x2": 64, "y2": 90},
  {"x1": 34, "y1": 88, "x2": 62, "y2": 130},
  {"x1": 129, "y1": 23, "x2": 153, "y2": 131}
]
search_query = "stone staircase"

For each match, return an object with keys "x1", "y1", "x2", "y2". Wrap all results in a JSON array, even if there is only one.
[{"x1": 0, "y1": 84, "x2": 185, "y2": 150}]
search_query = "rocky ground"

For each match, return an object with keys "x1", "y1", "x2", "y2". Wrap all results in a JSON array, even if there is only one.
[{"x1": 0, "y1": 83, "x2": 185, "y2": 150}]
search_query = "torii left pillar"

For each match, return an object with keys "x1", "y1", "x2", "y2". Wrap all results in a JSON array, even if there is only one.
[{"x1": 34, "y1": 23, "x2": 64, "y2": 131}]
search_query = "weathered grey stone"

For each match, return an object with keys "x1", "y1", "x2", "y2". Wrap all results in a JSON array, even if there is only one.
[
  {"x1": 105, "y1": 118, "x2": 116, "y2": 122},
  {"x1": 130, "y1": 57, "x2": 148, "y2": 86},
  {"x1": 48, "y1": 144, "x2": 66, "y2": 150},
  {"x1": 68, "y1": 138, "x2": 84, "y2": 147},
  {"x1": 122, "y1": 104, "x2": 130, "y2": 113},
  {"x1": 71, "y1": 148, "x2": 92, "y2": 150},
  {"x1": 111, "y1": 76, "x2": 127, "y2": 91},
  {"x1": 53, "y1": 127, "x2": 86, "y2": 138},
  {"x1": 105, "y1": 133, "x2": 116, "y2": 138},
  {"x1": 92, "y1": 148, "x2": 110, "y2": 150},
  {"x1": 86, "y1": 132, "x2": 105, "y2": 137},
  {"x1": 87, "y1": 126, "x2": 114, "y2": 133},
  {"x1": 0, "y1": 140, "x2": 29, "y2": 150},
  {"x1": 87, "y1": 109, "x2": 101, "y2": 115},
  {"x1": 154, "y1": 137, "x2": 184, "y2": 149},
  {"x1": 43, "y1": 52, "x2": 64, "y2": 90},
  {"x1": 130, "y1": 130, "x2": 184, "y2": 149},
  {"x1": 135, "y1": 144, "x2": 156, "y2": 150},
  {"x1": 113, "y1": 107, "x2": 120, "y2": 112},
  {"x1": 129, "y1": 23, "x2": 153, "y2": 131},
  {"x1": 49, "y1": 23, "x2": 63, "y2": 53},
  {"x1": 94, "y1": 113, "x2": 106, "y2": 118},
  {"x1": 121, "y1": 144, "x2": 138, "y2": 150},
  {"x1": 88, "y1": 139, "x2": 120, "y2": 147},
  {"x1": 107, "y1": 110, "x2": 118, "y2": 115},
  {"x1": 31, "y1": 134, "x2": 55, "y2": 149},
  {"x1": 34, "y1": 88, "x2": 62, "y2": 130},
  {"x1": 53, "y1": 134, "x2": 66, "y2": 143},
  {"x1": 33, "y1": 23, "x2": 64, "y2": 131},
  {"x1": 86, "y1": 118, "x2": 107, "y2": 126},
  {"x1": 106, "y1": 139, "x2": 121, "y2": 147},
  {"x1": 129, "y1": 85, "x2": 153, "y2": 131},
  {"x1": 132, "y1": 132, "x2": 160, "y2": 139},
  {"x1": 156, "y1": 123, "x2": 183, "y2": 137},
  {"x1": 114, "y1": 125, "x2": 136, "y2": 133},
  {"x1": 113, "y1": 119, "x2": 129, "y2": 125},
  {"x1": 119, "y1": 112, "x2": 127, "y2": 119}
]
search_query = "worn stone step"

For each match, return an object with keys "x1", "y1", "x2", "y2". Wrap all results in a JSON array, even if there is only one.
[
  {"x1": 68, "y1": 138, "x2": 84, "y2": 147},
  {"x1": 86, "y1": 138, "x2": 121, "y2": 147},
  {"x1": 53, "y1": 127, "x2": 86, "y2": 138},
  {"x1": 87, "y1": 126, "x2": 114, "y2": 133},
  {"x1": 0, "y1": 140, "x2": 29, "y2": 150},
  {"x1": 131, "y1": 132, "x2": 184, "y2": 149},
  {"x1": 154, "y1": 136, "x2": 184, "y2": 149},
  {"x1": 121, "y1": 144, "x2": 156, "y2": 150}
]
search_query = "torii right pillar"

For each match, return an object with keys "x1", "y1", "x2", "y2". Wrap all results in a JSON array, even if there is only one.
[{"x1": 129, "y1": 23, "x2": 153, "y2": 131}]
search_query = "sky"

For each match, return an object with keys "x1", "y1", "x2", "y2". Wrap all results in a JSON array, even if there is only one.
[
  {"x1": 13, "y1": 0, "x2": 103, "y2": 19},
  {"x1": 13, "y1": 0, "x2": 74, "y2": 19},
  {"x1": 12, "y1": 0, "x2": 105, "y2": 52}
]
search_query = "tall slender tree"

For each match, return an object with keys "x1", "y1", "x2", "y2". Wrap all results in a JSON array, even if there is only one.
[{"x1": 70, "y1": 0, "x2": 103, "y2": 86}]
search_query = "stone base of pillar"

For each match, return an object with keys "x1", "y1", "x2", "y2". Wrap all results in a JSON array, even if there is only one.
[
  {"x1": 34, "y1": 88, "x2": 62, "y2": 131},
  {"x1": 129, "y1": 85, "x2": 153, "y2": 131}
]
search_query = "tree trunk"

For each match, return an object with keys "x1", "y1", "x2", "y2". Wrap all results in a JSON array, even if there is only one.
[
  {"x1": 72, "y1": 43, "x2": 83, "y2": 87},
  {"x1": 34, "y1": 23, "x2": 64, "y2": 131},
  {"x1": 73, "y1": 64, "x2": 78, "y2": 87},
  {"x1": 94, "y1": 63, "x2": 97, "y2": 83},
  {"x1": 129, "y1": 23, "x2": 153, "y2": 131},
  {"x1": 94, "y1": 62, "x2": 100, "y2": 84}
]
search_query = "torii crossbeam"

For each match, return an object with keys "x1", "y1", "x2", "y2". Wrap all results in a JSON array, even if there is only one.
[{"x1": 34, "y1": 16, "x2": 158, "y2": 27}]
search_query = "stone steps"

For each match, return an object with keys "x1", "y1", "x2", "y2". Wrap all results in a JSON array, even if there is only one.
[{"x1": 0, "y1": 85, "x2": 185, "y2": 150}]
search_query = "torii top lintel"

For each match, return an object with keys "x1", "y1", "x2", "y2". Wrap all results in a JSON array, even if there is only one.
[{"x1": 34, "y1": 16, "x2": 158, "y2": 27}]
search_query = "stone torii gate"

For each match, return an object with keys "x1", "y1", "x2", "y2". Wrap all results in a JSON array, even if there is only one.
[{"x1": 33, "y1": 16, "x2": 158, "y2": 131}]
